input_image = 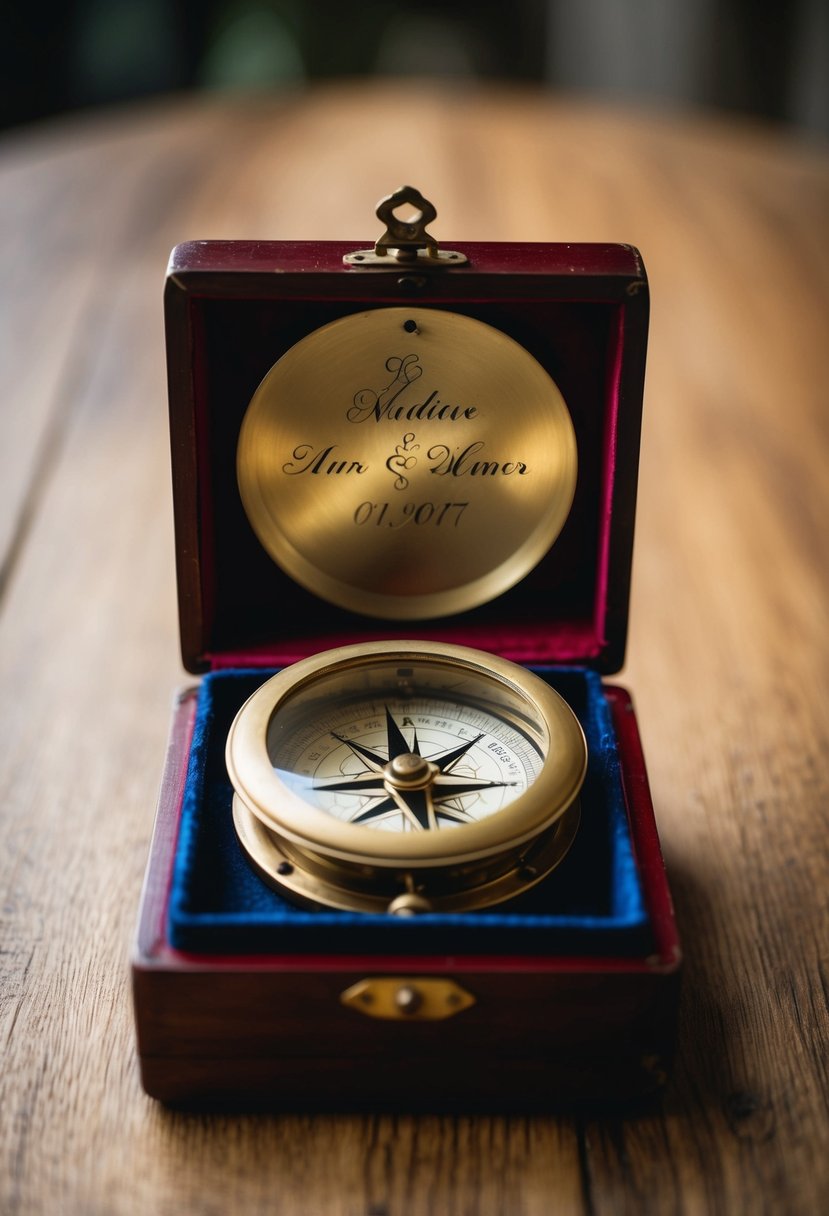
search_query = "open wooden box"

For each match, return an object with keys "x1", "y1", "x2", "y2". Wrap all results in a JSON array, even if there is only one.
[{"x1": 133, "y1": 227, "x2": 681, "y2": 1110}]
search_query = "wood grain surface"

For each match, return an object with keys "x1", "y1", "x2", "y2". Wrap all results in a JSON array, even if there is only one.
[{"x1": 1, "y1": 82, "x2": 827, "y2": 1215}]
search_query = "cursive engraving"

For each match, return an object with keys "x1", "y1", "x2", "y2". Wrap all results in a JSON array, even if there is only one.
[
  {"x1": 282, "y1": 444, "x2": 367, "y2": 476},
  {"x1": 428, "y1": 442, "x2": 528, "y2": 477},
  {"x1": 349, "y1": 354, "x2": 422, "y2": 422},
  {"x1": 385, "y1": 432, "x2": 420, "y2": 491},
  {"x1": 348, "y1": 354, "x2": 478, "y2": 424}
]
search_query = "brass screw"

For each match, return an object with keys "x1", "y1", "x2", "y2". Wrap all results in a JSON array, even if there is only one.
[{"x1": 394, "y1": 985, "x2": 423, "y2": 1015}]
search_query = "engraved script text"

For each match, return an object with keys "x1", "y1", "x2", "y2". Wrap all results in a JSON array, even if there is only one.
[
  {"x1": 282, "y1": 445, "x2": 367, "y2": 476},
  {"x1": 348, "y1": 355, "x2": 477, "y2": 424},
  {"x1": 428, "y1": 442, "x2": 528, "y2": 477}
]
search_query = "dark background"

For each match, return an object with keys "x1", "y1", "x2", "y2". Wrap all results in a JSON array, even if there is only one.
[{"x1": 3, "y1": 0, "x2": 828, "y2": 137}]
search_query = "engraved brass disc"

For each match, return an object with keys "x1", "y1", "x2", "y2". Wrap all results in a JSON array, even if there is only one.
[{"x1": 237, "y1": 307, "x2": 577, "y2": 619}]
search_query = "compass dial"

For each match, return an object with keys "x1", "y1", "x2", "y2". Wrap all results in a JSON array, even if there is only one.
[
  {"x1": 227, "y1": 641, "x2": 587, "y2": 914},
  {"x1": 270, "y1": 696, "x2": 544, "y2": 834}
]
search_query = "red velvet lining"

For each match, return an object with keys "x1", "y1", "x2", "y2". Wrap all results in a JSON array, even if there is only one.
[
  {"x1": 208, "y1": 621, "x2": 601, "y2": 670},
  {"x1": 594, "y1": 306, "x2": 626, "y2": 648}
]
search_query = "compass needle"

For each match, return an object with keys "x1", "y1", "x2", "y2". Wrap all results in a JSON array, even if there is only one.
[
  {"x1": 434, "y1": 776, "x2": 515, "y2": 797},
  {"x1": 311, "y1": 774, "x2": 387, "y2": 794},
  {"x1": 351, "y1": 797, "x2": 400, "y2": 823},
  {"x1": 330, "y1": 732, "x2": 386, "y2": 770},
  {"x1": 435, "y1": 734, "x2": 485, "y2": 773},
  {"x1": 384, "y1": 707, "x2": 410, "y2": 760},
  {"x1": 397, "y1": 788, "x2": 433, "y2": 832}
]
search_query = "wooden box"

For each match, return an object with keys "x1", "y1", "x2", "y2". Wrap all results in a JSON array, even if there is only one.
[{"x1": 133, "y1": 226, "x2": 681, "y2": 1110}]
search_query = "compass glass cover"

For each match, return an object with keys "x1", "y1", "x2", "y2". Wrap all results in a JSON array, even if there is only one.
[{"x1": 265, "y1": 657, "x2": 546, "y2": 835}]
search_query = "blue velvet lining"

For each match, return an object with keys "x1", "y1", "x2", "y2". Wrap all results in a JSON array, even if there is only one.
[{"x1": 167, "y1": 668, "x2": 650, "y2": 955}]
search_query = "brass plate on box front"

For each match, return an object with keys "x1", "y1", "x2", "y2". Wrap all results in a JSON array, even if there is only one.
[
  {"x1": 340, "y1": 977, "x2": 476, "y2": 1021},
  {"x1": 237, "y1": 308, "x2": 577, "y2": 619}
]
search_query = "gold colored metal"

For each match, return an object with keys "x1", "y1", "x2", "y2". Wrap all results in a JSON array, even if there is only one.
[
  {"x1": 232, "y1": 792, "x2": 580, "y2": 913},
  {"x1": 343, "y1": 185, "x2": 468, "y2": 269},
  {"x1": 227, "y1": 640, "x2": 587, "y2": 913},
  {"x1": 387, "y1": 892, "x2": 434, "y2": 917},
  {"x1": 237, "y1": 307, "x2": 577, "y2": 619},
  {"x1": 340, "y1": 977, "x2": 476, "y2": 1021}
]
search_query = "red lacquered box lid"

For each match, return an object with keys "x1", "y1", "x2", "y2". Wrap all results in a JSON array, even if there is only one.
[{"x1": 165, "y1": 238, "x2": 648, "y2": 674}]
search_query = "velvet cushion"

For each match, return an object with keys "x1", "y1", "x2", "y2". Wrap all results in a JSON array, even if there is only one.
[{"x1": 167, "y1": 667, "x2": 650, "y2": 956}]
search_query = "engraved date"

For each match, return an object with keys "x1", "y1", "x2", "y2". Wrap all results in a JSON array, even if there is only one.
[{"x1": 353, "y1": 501, "x2": 468, "y2": 528}]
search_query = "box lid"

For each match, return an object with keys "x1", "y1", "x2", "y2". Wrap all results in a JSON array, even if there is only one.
[{"x1": 165, "y1": 221, "x2": 648, "y2": 675}]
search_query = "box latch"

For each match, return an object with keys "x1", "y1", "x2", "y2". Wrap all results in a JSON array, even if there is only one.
[{"x1": 340, "y1": 976, "x2": 475, "y2": 1020}]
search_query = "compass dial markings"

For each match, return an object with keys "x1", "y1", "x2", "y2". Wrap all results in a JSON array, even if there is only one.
[
  {"x1": 273, "y1": 697, "x2": 544, "y2": 834},
  {"x1": 298, "y1": 708, "x2": 530, "y2": 831},
  {"x1": 433, "y1": 804, "x2": 477, "y2": 825},
  {"x1": 330, "y1": 732, "x2": 386, "y2": 771}
]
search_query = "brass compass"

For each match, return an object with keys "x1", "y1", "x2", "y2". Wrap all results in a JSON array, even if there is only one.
[{"x1": 227, "y1": 641, "x2": 587, "y2": 914}]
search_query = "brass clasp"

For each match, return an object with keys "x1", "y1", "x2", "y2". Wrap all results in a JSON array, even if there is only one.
[
  {"x1": 340, "y1": 976, "x2": 475, "y2": 1020},
  {"x1": 344, "y1": 186, "x2": 468, "y2": 270}
]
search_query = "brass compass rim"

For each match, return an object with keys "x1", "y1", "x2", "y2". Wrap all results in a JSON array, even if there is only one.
[
  {"x1": 226, "y1": 641, "x2": 587, "y2": 871},
  {"x1": 232, "y1": 790, "x2": 582, "y2": 914}
]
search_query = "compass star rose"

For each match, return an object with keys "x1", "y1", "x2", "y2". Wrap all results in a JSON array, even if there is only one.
[{"x1": 311, "y1": 707, "x2": 517, "y2": 831}]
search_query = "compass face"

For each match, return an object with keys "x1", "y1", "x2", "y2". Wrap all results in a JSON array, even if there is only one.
[{"x1": 268, "y1": 693, "x2": 545, "y2": 835}]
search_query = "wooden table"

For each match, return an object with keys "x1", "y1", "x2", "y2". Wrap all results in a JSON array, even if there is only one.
[{"x1": 1, "y1": 82, "x2": 827, "y2": 1215}]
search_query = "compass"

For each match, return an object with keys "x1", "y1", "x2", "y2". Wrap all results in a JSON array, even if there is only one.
[{"x1": 227, "y1": 641, "x2": 587, "y2": 914}]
